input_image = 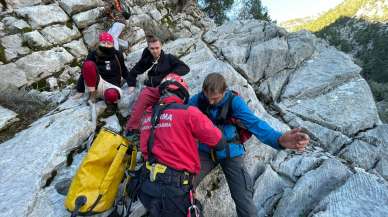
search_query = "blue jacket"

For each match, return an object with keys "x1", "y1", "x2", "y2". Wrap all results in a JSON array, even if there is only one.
[{"x1": 189, "y1": 90, "x2": 284, "y2": 159}]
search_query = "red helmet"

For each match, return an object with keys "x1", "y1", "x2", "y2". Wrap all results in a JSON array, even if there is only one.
[{"x1": 159, "y1": 73, "x2": 189, "y2": 102}]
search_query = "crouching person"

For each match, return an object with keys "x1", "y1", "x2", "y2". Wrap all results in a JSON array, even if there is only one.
[
  {"x1": 74, "y1": 32, "x2": 131, "y2": 111},
  {"x1": 124, "y1": 35, "x2": 190, "y2": 137},
  {"x1": 138, "y1": 74, "x2": 226, "y2": 217}
]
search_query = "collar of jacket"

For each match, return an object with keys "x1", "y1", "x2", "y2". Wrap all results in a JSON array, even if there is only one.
[
  {"x1": 160, "y1": 95, "x2": 184, "y2": 105},
  {"x1": 145, "y1": 95, "x2": 184, "y2": 113},
  {"x1": 145, "y1": 48, "x2": 165, "y2": 63},
  {"x1": 96, "y1": 47, "x2": 116, "y2": 58},
  {"x1": 200, "y1": 90, "x2": 232, "y2": 108}
]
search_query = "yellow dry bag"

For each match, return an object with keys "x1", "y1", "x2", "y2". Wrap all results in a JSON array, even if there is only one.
[{"x1": 65, "y1": 127, "x2": 130, "y2": 216}]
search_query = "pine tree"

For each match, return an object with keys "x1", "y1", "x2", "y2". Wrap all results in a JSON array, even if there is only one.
[
  {"x1": 199, "y1": 0, "x2": 235, "y2": 25},
  {"x1": 240, "y1": 0, "x2": 270, "y2": 21}
]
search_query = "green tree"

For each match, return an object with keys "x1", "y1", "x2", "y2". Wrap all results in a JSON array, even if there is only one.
[
  {"x1": 198, "y1": 0, "x2": 235, "y2": 25},
  {"x1": 238, "y1": 0, "x2": 270, "y2": 21},
  {"x1": 0, "y1": 0, "x2": 7, "y2": 11}
]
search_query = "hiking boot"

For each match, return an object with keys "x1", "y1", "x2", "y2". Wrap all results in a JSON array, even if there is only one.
[{"x1": 106, "y1": 103, "x2": 118, "y2": 115}]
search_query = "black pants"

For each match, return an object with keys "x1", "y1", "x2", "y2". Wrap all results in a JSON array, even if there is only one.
[
  {"x1": 194, "y1": 151, "x2": 257, "y2": 217},
  {"x1": 139, "y1": 179, "x2": 191, "y2": 217}
]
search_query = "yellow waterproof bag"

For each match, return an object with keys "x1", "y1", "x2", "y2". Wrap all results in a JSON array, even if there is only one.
[{"x1": 65, "y1": 127, "x2": 130, "y2": 216}]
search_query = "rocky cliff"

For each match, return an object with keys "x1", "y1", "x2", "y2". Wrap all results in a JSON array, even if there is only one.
[
  {"x1": 280, "y1": 0, "x2": 388, "y2": 123},
  {"x1": 0, "y1": 1, "x2": 387, "y2": 217}
]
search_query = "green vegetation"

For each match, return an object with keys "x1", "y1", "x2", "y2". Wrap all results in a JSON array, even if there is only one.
[
  {"x1": 0, "y1": 0, "x2": 7, "y2": 11},
  {"x1": 31, "y1": 79, "x2": 50, "y2": 92},
  {"x1": 198, "y1": 0, "x2": 270, "y2": 25},
  {"x1": 198, "y1": 0, "x2": 234, "y2": 25},
  {"x1": 289, "y1": 0, "x2": 388, "y2": 32},
  {"x1": 0, "y1": 44, "x2": 6, "y2": 63},
  {"x1": 317, "y1": 17, "x2": 388, "y2": 101},
  {"x1": 66, "y1": 20, "x2": 74, "y2": 29},
  {"x1": 290, "y1": 0, "x2": 368, "y2": 32},
  {"x1": 161, "y1": 15, "x2": 175, "y2": 28},
  {"x1": 237, "y1": 0, "x2": 270, "y2": 21},
  {"x1": 69, "y1": 59, "x2": 80, "y2": 68},
  {"x1": 354, "y1": 23, "x2": 388, "y2": 83},
  {"x1": 286, "y1": 0, "x2": 388, "y2": 104},
  {"x1": 21, "y1": 27, "x2": 33, "y2": 34},
  {"x1": 369, "y1": 80, "x2": 388, "y2": 102}
]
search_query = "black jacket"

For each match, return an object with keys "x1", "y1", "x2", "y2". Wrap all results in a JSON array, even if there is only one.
[
  {"x1": 76, "y1": 49, "x2": 130, "y2": 93},
  {"x1": 128, "y1": 48, "x2": 190, "y2": 87}
]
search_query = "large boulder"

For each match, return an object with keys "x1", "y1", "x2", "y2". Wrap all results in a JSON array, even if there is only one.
[
  {"x1": 0, "y1": 106, "x2": 19, "y2": 131},
  {"x1": 309, "y1": 171, "x2": 388, "y2": 217},
  {"x1": 82, "y1": 23, "x2": 105, "y2": 48},
  {"x1": 0, "y1": 63, "x2": 28, "y2": 88},
  {"x1": 4, "y1": 0, "x2": 42, "y2": 9},
  {"x1": 0, "y1": 99, "x2": 97, "y2": 217},
  {"x1": 41, "y1": 24, "x2": 82, "y2": 45},
  {"x1": 2, "y1": 16, "x2": 31, "y2": 34},
  {"x1": 253, "y1": 165, "x2": 293, "y2": 217},
  {"x1": 280, "y1": 45, "x2": 361, "y2": 102},
  {"x1": 279, "y1": 77, "x2": 380, "y2": 136},
  {"x1": 270, "y1": 150, "x2": 326, "y2": 182},
  {"x1": 15, "y1": 4, "x2": 69, "y2": 29},
  {"x1": 0, "y1": 34, "x2": 30, "y2": 61},
  {"x1": 63, "y1": 39, "x2": 88, "y2": 59},
  {"x1": 23, "y1": 30, "x2": 52, "y2": 49},
  {"x1": 58, "y1": 0, "x2": 105, "y2": 15},
  {"x1": 72, "y1": 7, "x2": 105, "y2": 29},
  {"x1": 282, "y1": 112, "x2": 352, "y2": 154},
  {"x1": 273, "y1": 158, "x2": 352, "y2": 217},
  {"x1": 340, "y1": 125, "x2": 388, "y2": 179},
  {"x1": 15, "y1": 48, "x2": 74, "y2": 84}
]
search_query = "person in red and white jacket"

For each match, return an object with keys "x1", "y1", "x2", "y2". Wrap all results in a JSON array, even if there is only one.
[{"x1": 137, "y1": 73, "x2": 225, "y2": 217}]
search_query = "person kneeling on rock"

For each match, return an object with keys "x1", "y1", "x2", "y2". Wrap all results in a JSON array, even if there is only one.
[
  {"x1": 73, "y1": 32, "x2": 131, "y2": 112},
  {"x1": 124, "y1": 35, "x2": 190, "y2": 138}
]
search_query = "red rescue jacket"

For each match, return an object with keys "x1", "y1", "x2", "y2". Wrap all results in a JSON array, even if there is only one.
[{"x1": 139, "y1": 95, "x2": 223, "y2": 174}]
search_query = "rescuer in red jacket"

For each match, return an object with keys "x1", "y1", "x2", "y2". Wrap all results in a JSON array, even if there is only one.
[{"x1": 138, "y1": 73, "x2": 226, "y2": 217}]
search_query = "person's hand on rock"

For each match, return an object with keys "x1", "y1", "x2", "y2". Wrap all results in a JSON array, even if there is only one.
[{"x1": 279, "y1": 128, "x2": 310, "y2": 151}]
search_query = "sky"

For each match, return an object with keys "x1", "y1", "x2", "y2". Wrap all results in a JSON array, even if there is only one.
[{"x1": 261, "y1": 0, "x2": 344, "y2": 22}]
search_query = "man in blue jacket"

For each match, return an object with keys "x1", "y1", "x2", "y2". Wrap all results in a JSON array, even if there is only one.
[{"x1": 189, "y1": 73, "x2": 310, "y2": 217}]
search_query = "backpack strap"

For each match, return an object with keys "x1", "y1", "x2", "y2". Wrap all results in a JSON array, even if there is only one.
[
  {"x1": 114, "y1": 54, "x2": 122, "y2": 78},
  {"x1": 197, "y1": 94, "x2": 210, "y2": 117},
  {"x1": 217, "y1": 93, "x2": 235, "y2": 159},
  {"x1": 198, "y1": 91, "x2": 245, "y2": 159},
  {"x1": 199, "y1": 92, "x2": 235, "y2": 159},
  {"x1": 216, "y1": 93, "x2": 235, "y2": 125},
  {"x1": 147, "y1": 103, "x2": 172, "y2": 164}
]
